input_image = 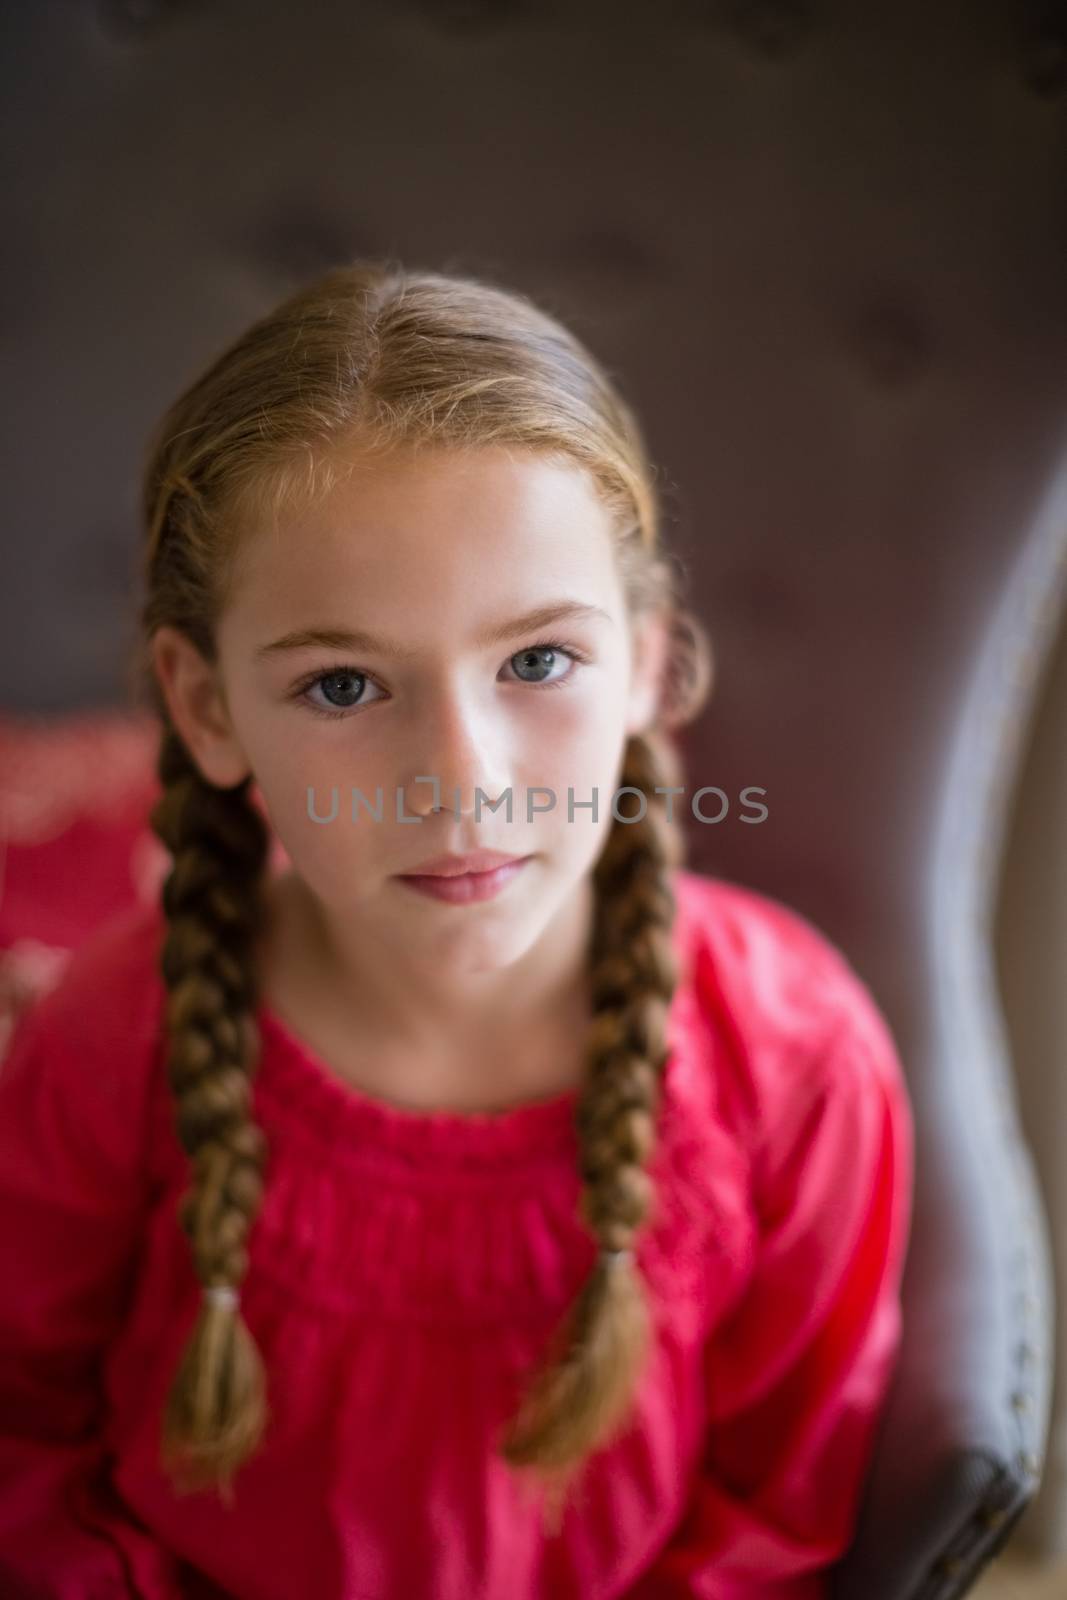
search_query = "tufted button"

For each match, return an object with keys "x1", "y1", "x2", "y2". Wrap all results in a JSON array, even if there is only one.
[
  {"x1": 97, "y1": 0, "x2": 190, "y2": 36},
  {"x1": 715, "y1": 0, "x2": 811, "y2": 59},
  {"x1": 409, "y1": 0, "x2": 525, "y2": 31},
  {"x1": 248, "y1": 211, "x2": 377, "y2": 288},
  {"x1": 850, "y1": 296, "x2": 933, "y2": 386},
  {"x1": 560, "y1": 227, "x2": 663, "y2": 296},
  {"x1": 1018, "y1": 4, "x2": 1067, "y2": 96}
]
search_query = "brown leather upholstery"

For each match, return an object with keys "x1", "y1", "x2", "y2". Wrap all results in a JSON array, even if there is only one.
[{"x1": 3, "y1": 2, "x2": 1063, "y2": 1594}]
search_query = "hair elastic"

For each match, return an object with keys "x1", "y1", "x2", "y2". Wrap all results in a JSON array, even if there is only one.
[
  {"x1": 601, "y1": 1248, "x2": 634, "y2": 1266},
  {"x1": 203, "y1": 1284, "x2": 239, "y2": 1309}
]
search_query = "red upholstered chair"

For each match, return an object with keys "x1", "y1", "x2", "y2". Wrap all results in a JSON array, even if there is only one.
[{"x1": 0, "y1": 711, "x2": 288, "y2": 1062}]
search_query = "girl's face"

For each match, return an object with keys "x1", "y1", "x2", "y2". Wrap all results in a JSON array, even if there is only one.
[{"x1": 153, "y1": 444, "x2": 667, "y2": 976}]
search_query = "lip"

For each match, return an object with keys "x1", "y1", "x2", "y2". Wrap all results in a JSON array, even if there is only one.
[
  {"x1": 396, "y1": 849, "x2": 526, "y2": 878},
  {"x1": 394, "y1": 855, "x2": 532, "y2": 905}
]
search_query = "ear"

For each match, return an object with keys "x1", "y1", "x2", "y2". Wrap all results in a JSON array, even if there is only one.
[
  {"x1": 150, "y1": 625, "x2": 251, "y2": 788},
  {"x1": 624, "y1": 606, "x2": 672, "y2": 737}
]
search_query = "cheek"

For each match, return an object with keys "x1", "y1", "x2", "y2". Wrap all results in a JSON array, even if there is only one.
[
  {"x1": 236, "y1": 713, "x2": 383, "y2": 868},
  {"x1": 256, "y1": 771, "x2": 389, "y2": 902},
  {"x1": 522, "y1": 688, "x2": 624, "y2": 769},
  {"x1": 513, "y1": 698, "x2": 629, "y2": 833}
]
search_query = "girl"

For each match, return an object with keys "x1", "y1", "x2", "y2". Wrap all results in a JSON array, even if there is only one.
[{"x1": 0, "y1": 261, "x2": 914, "y2": 1599}]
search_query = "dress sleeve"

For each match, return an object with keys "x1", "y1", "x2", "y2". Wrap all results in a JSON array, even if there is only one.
[
  {"x1": 0, "y1": 949, "x2": 190, "y2": 1599},
  {"x1": 626, "y1": 988, "x2": 915, "y2": 1600}
]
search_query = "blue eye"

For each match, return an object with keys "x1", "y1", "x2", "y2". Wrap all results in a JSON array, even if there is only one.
[
  {"x1": 505, "y1": 641, "x2": 587, "y2": 689},
  {"x1": 295, "y1": 667, "x2": 380, "y2": 720},
  {"x1": 291, "y1": 639, "x2": 590, "y2": 721}
]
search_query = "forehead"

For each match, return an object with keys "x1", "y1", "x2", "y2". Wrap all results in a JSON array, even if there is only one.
[{"x1": 224, "y1": 444, "x2": 623, "y2": 624}]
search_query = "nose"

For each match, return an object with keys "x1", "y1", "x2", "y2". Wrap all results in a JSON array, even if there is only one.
[{"x1": 402, "y1": 684, "x2": 511, "y2": 820}]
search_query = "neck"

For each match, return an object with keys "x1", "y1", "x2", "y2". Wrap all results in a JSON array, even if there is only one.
[{"x1": 261, "y1": 864, "x2": 596, "y2": 1065}]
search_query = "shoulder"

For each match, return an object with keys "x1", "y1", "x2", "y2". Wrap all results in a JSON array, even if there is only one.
[
  {"x1": 670, "y1": 867, "x2": 909, "y2": 1162},
  {"x1": 672, "y1": 868, "x2": 869, "y2": 1033}
]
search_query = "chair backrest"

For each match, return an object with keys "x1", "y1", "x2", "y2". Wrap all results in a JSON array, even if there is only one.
[{"x1": 3, "y1": 4, "x2": 1064, "y2": 1593}]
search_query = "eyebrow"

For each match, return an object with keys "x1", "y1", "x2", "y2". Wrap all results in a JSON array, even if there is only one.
[{"x1": 255, "y1": 601, "x2": 613, "y2": 661}]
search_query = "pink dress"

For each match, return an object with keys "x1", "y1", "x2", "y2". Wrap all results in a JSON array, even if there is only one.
[{"x1": 0, "y1": 868, "x2": 914, "y2": 1600}]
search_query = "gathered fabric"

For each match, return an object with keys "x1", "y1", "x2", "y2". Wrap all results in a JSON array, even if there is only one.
[{"x1": 0, "y1": 868, "x2": 914, "y2": 1600}]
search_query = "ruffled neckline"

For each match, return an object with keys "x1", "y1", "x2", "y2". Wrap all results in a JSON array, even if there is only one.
[
  {"x1": 247, "y1": 876, "x2": 700, "y2": 1177},
  {"x1": 255, "y1": 999, "x2": 588, "y2": 1169},
  {"x1": 250, "y1": 895, "x2": 697, "y2": 1172}
]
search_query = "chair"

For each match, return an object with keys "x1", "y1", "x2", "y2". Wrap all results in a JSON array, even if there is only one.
[
  {"x1": 823, "y1": 474, "x2": 1064, "y2": 1596},
  {"x1": 2, "y1": 2, "x2": 1062, "y2": 1593}
]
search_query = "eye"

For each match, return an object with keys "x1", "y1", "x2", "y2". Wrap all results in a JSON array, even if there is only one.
[
  {"x1": 293, "y1": 665, "x2": 383, "y2": 720},
  {"x1": 290, "y1": 638, "x2": 590, "y2": 721},
  {"x1": 503, "y1": 640, "x2": 589, "y2": 690}
]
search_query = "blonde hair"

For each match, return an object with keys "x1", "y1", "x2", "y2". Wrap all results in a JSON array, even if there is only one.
[{"x1": 135, "y1": 259, "x2": 712, "y2": 1532}]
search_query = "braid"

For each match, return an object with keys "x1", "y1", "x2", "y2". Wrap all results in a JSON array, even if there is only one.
[
  {"x1": 499, "y1": 724, "x2": 688, "y2": 1532},
  {"x1": 148, "y1": 714, "x2": 273, "y2": 1505}
]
